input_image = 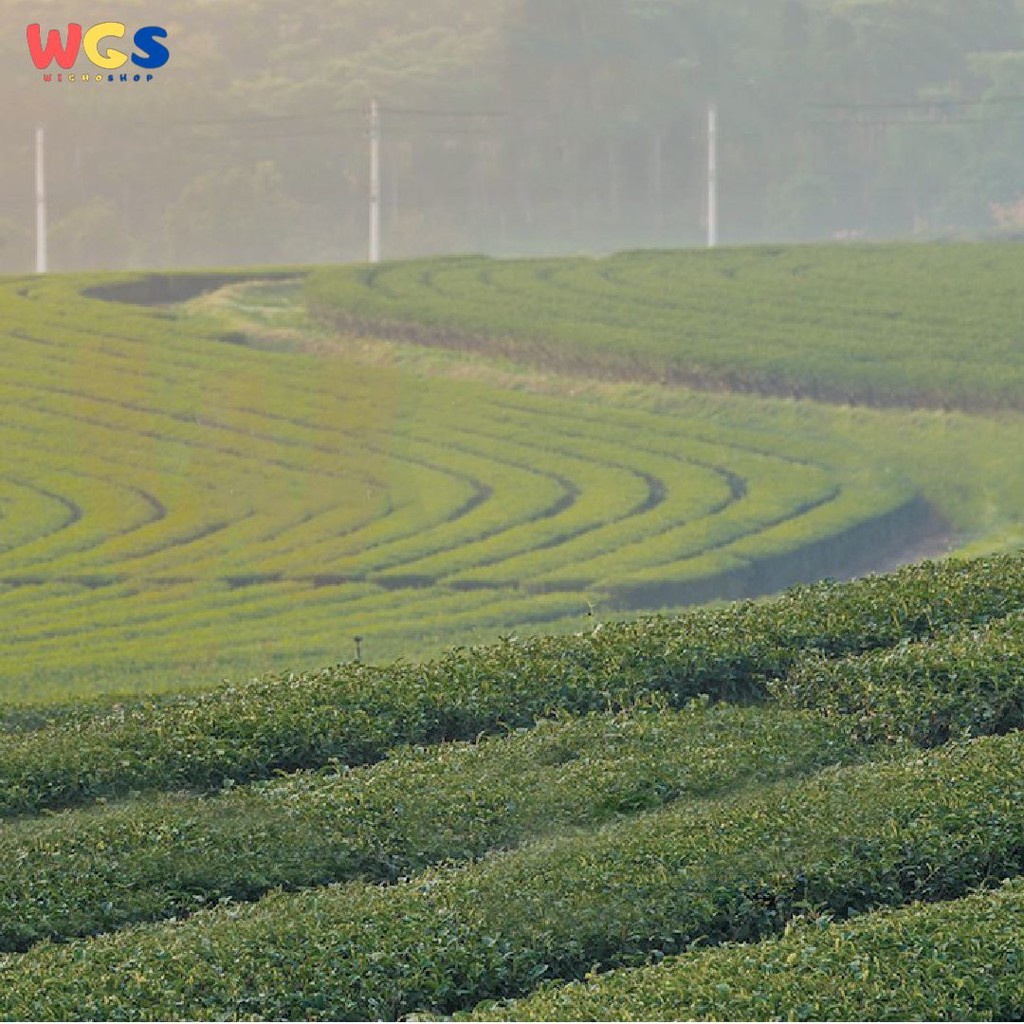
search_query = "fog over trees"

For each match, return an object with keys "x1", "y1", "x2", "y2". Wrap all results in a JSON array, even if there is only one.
[{"x1": 2, "y1": 0, "x2": 1024, "y2": 271}]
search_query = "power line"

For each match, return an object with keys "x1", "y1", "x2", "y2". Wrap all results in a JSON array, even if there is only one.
[
  {"x1": 179, "y1": 124, "x2": 499, "y2": 141},
  {"x1": 380, "y1": 107, "x2": 506, "y2": 118},
  {"x1": 807, "y1": 111, "x2": 1024, "y2": 126},
  {"x1": 805, "y1": 93, "x2": 1024, "y2": 111},
  {"x1": 802, "y1": 93, "x2": 1024, "y2": 126},
  {"x1": 160, "y1": 106, "x2": 504, "y2": 128},
  {"x1": 163, "y1": 110, "x2": 365, "y2": 126}
]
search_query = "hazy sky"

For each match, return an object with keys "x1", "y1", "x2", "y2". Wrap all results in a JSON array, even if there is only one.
[{"x1": 3, "y1": 1, "x2": 1023, "y2": 271}]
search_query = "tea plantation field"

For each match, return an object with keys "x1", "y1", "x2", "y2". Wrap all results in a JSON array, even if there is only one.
[
  {"x1": 1, "y1": 555, "x2": 1023, "y2": 1019},
  {"x1": 12, "y1": 250, "x2": 1022, "y2": 700},
  {"x1": 307, "y1": 242, "x2": 1024, "y2": 412},
  {"x1": 2, "y1": 243, "x2": 1024, "y2": 1019}
]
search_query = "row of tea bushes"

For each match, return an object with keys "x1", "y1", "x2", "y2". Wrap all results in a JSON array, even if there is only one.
[
  {"x1": 0, "y1": 704, "x2": 874, "y2": 951},
  {"x1": 465, "y1": 878, "x2": 1024, "y2": 1021},
  {"x1": 1, "y1": 730, "x2": 1022, "y2": 1019},
  {"x1": 2, "y1": 555, "x2": 1023, "y2": 817},
  {"x1": 773, "y1": 610, "x2": 1024, "y2": 745},
  {"x1": 306, "y1": 246, "x2": 1024, "y2": 412}
]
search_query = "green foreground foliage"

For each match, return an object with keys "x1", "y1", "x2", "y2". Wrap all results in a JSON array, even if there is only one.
[
  {"x1": 2, "y1": 729, "x2": 1022, "y2": 1020},
  {"x1": 0, "y1": 555, "x2": 1023, "y2": 1018},
  {"x1": 2, "y1": 555, "x2": 1021, "y2": 818},
  {"x1": 774, "y1": 609, "x2": 1024, "y2": 744},
  {"x1": 0, "y1": 705, "x2": 871, "y2": 952},
  {"x1": 465, "y1": 879, "x2": 1024, "y2": 1022}
]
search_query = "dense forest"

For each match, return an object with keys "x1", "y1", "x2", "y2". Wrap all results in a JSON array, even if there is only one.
[{"x1": 2, "y1": 0, "x2": 1024, "y2": 270}]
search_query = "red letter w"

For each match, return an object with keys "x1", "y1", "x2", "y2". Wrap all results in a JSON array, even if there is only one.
[{"x1": 26, "y1": 24, "x2": 82, "y2": 69}]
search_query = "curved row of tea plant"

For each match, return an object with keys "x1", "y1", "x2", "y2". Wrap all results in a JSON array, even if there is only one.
[
  {"x1": 0, "y1": 704, "x2": 872, "y2": 952},
  {"x1": 0, "y1": 270, "x2": 918, "y2": 698},
  {"x1": 2, "y1": 730, "x2": 1022, "y2": 1020},
  {"x1": 772, "y1": 609, "x2": 1024, "y2": 746},
  {"x1": 1, "y1": 554, "x2": 1022, "y2": 818},
  {"x1": 438, "y1": 391, "x2": 886, "y2": 594},
  {"x1": 465, "y1": 878, "x2": 1024, "y2": 1022},
  {"x1": 3, "y1": 287, "x2": 857, "y2": 590},
  {"x1": 306, "y1": 243, "x2": 1024, "y2": 412}
]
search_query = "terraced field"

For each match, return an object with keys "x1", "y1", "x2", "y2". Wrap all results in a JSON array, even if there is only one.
[
  {"x1": 306, "y1": 243, "x2": 1024, "y2": 411},
  {"x1": 3, "y1": 246, "x2": 1024, "y2": 1019},
  {"x1": 0, "y1": 266, "x2": 954, "y2": 700}
]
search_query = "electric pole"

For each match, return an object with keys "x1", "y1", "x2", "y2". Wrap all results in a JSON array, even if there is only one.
[
  {"x1": 35, "y1": 125, "x2": 47, "y2": 273},
  {"x1": 369, "y1": 99, "x2": 381, "y2": 264},
  {"x1": 707, "y1": 102, "x2": 718, "y2": 248}
]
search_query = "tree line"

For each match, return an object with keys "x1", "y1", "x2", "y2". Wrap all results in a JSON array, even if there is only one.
[{"x1": 2, "y1": 0, "x2": 1023, "y2": 271}]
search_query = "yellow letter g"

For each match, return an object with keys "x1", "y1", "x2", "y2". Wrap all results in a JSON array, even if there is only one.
[{"x1": 83, "y1": 22, "x2": 128, "y2": 69}]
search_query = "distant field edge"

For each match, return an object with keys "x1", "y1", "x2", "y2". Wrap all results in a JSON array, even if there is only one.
[
  {"x1": 606, "y1": 493, "x2": 950, "y2": 612},
  {"x1": 305, "y1": 243, "x2": 1024, "y2": 414},
  {"x1": 81, "y1": 267, "x2": 305, "y2": 307}
]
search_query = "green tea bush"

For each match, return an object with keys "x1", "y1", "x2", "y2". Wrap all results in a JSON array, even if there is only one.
[
  {"x1": 773, "y1": 611, "x2": 1024, "y2": 744},
  {"x1": 2, "y1": 731, "x2": 1023, "y2": 1020},
  {"x1": 465, "y1": 879, "x2": 1024, "y2": 1021},
  {"x1": 307, "y1": 245, "x2": 1024, "y2": 412},
  {"x1": 1, "y1": 555, "x2": 1022, "y2": 817},
  {"x1": 0, "y1": 704, "x2": 873, "y2": 951}
]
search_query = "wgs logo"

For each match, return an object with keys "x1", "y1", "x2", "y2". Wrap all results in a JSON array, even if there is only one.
[{"x1": 27, "y1": 22, "x2": 169, "y2": 83}]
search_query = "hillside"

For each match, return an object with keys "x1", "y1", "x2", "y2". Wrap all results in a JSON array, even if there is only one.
[
  {"x1": 306, "y1": 243, "x2": 1024, "y2": 411},
  {"x1": 3, "y1": 245, "x2": 1024, "y2": 698},
  {"x1": 1, "y1": 241, "x2": 1023, "y2": 1019},
  {"x1": 0, "y1": 248, "x2": 975, "y2": 698}
]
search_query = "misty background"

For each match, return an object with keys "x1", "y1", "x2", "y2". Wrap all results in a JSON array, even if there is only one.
[{"x1": 2, "y1": 0, "x2": 1024, "y2": 272}]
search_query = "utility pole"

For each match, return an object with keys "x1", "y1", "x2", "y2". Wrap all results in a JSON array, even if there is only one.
[
  {"x1": 651, "y1": 132, "x2": 664, "y2": 226},
  {"x1": 35, "y1": 125, "x2": 47, "y2": 273},
  {"x1": 368, "y1": 99, "x2": 381, "y2": 264},
  {"x1": 707, "y1": 102, "x2": 718, "y2": 248}
]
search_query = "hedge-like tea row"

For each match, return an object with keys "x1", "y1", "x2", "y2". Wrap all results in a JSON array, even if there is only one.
[
  {"x1": 2, "y1": 731, "x2": 1023, "y2": 1020},
  {"x1": 0, "y1": 705, "x2": 873, "y2": 952},
  {"x1": 5, "y1": 270, "x2": 924, "y2": 702},
  {"x1": 1, "y1": 554, "x2": 1022, "y2": 817},
  {"x1": 772, "y1": 610, "x2": 1024, "y2": 745},
  {"x1": 306, "y1": 247, "x2": 1024, "y2": 413},
  {"x1": 465, "y1": 879, "x2": 1024, "y2": 1021}
]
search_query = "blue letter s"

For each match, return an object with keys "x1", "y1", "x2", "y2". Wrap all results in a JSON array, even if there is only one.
[{"x1": 131, "y1": 26, "x2": 168, "y2": 68}]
